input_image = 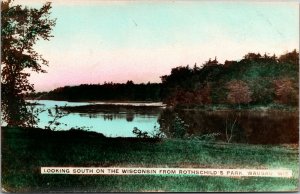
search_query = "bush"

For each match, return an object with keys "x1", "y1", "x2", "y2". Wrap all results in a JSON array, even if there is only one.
[
  {"x1": 226, "y1": 80, "x2": 252, "y2": 106},
  {"x1": 170, "y1": 114, "x2": 188, "y2": 138}
]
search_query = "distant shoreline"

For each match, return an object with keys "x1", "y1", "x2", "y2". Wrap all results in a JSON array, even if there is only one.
[{"x1": 26, "y1": 99, "x2": 298, "y2": 112}]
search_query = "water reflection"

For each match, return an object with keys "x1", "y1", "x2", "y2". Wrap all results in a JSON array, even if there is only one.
[
  {"x1": 126, "y1": 112, "x2": 134, "y2": 122},
  {"x1": 22, "y1": 100, "x2": 299, "y2": 144},
  {"x1": 28, "y1": 100, "x2": 162, "y2": 138},
  {"x1": 159, "y1": 109, "x2": 299, "y2": 144},
  {"x1": 77, "y1": 112, "x2": 158, "y2": 121}
]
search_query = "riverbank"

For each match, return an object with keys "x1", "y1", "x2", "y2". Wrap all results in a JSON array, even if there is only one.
[
  {"x1": 60, "y1": 103, "x2": 298, "y2": 114},
  {"x1": 28, "y1": 98, "x2": 298, "y2": 112},
  {"x1": 174, "y1": 103, "x2": 298, "y2": 112},
  {"x1": 1, "y1": 127, "x2": 299, "y2": 192}
]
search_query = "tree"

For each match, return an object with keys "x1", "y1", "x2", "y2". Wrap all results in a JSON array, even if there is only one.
[
  {"x1": 243, "y1": 52, "x2": 262, "y2": 61},
  {"x1": 226, "y1": 80, "x2": 252, "y2": 107},
  {"x1": 203, "y1": 57, "x2": 219, "y2": 67},
  {"x1": 279, "y1": 49, "x2": 299, "y2": 66},
  {"x1": 273, "y1": 78, "x2": 298, "y2": 105},
  {"x1": 248, "y1": 78, "x2": 274, "y2": 104},
  {"x1": 1, "y1": 0, "x2": 56, "y2": 126}
]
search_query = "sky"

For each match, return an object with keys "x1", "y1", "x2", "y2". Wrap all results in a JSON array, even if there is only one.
[{"x1": 14, "y1": 0, "x2": 299, "y2": 92}]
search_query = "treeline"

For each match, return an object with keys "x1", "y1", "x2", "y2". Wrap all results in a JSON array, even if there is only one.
[
  {"x1": 161, "y1": 50, "x2": 298, "y2": 106},
  {"x1": 30, "y1": 50, "x2": 298, "y2": 106},
  {"x1": 31, "y1": 81, "x2": 162, "y2": 101}
]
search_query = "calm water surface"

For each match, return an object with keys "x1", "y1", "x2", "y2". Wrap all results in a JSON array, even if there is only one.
[
  {"x1": 25, "y1": 100, "x2": 298, "y2": 144},
  {"x1": 29, "y1": 100, "x2": 163, "y2": 137},
  {"x1": 160, "y1": 109, "x2": 298, "y2": 144}
]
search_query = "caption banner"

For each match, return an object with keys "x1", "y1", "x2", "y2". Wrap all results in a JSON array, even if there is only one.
[{"x1": 41, "y1": 167, "x2": 292, "y2": 178}]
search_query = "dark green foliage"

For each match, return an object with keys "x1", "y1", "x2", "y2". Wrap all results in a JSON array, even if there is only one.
[
  {"x1": 161, "y1": 51, "x2": 298, "y2": 106},
  {"x1": 1, "y1": 0, "x2": 56, "y2": 126},
  {"x1": 26, "y1": 103, "x2": 46, "y2": 128},
  {"x1": 46, "y1": 105, "x2": 69, "y2": 130},
  {"x1": 2, "y1": 127, "x2": 298, "y2": 192},
  {"x1": 170, "y1": 114, "x2": 188, "y2": 138},
  {"x1": 190, "y1": 132, "x2": 221, "y2": 142},
  {"x1": 132, "y1": 126, "x2": 165, "y2": 139},
  {"x1": 158, "y1": 110, "x2": 188, "y2": 138},
  {"x1": 210, "y1": 80, "x2": 228, "y2": 104},
  {"x1": 28, "y1": 51, "x2": 298, "y2": 107},
  {"x1": 132, "y1": 127, "x2": 150, "y2": 138},
  {"x1": 32, "y1": 82, "x2": 162, "y2": 102},
  {"x1": 247, "y1": 78, "x2": 274, "y2": 104}
]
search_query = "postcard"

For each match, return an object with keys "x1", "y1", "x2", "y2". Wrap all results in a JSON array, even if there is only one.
[{"x1": 1, "y1": 0, "x2": 299, "y2": 192}]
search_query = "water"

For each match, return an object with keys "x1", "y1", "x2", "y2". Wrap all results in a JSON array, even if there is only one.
[
  {"x1": 27, "y1": 100, "x2": 163, "y2": 137},
  {"x1": 8, "y1": 100, "x2": 299, "y2": 144},
  {"x1": 159, "y1": 109, "x2": 299, "y2": 144}
]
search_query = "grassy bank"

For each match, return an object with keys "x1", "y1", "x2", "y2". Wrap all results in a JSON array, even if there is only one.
[{"x1": 1, "y1": 127, "x2": 299, "y2": 192}]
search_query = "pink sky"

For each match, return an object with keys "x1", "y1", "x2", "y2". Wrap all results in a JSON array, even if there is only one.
[{"x1": 20, "y1": 0, "x2": 298, "y2": 92}]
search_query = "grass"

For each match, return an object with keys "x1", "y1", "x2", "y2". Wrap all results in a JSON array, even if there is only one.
[{"x1": 1, "y1": 126, "x2": 299, "y2": 192}]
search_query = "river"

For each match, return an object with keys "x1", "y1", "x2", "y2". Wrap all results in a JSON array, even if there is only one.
[{"x1": 11, "y1": 100, "x2": 299, "y2": 144}]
